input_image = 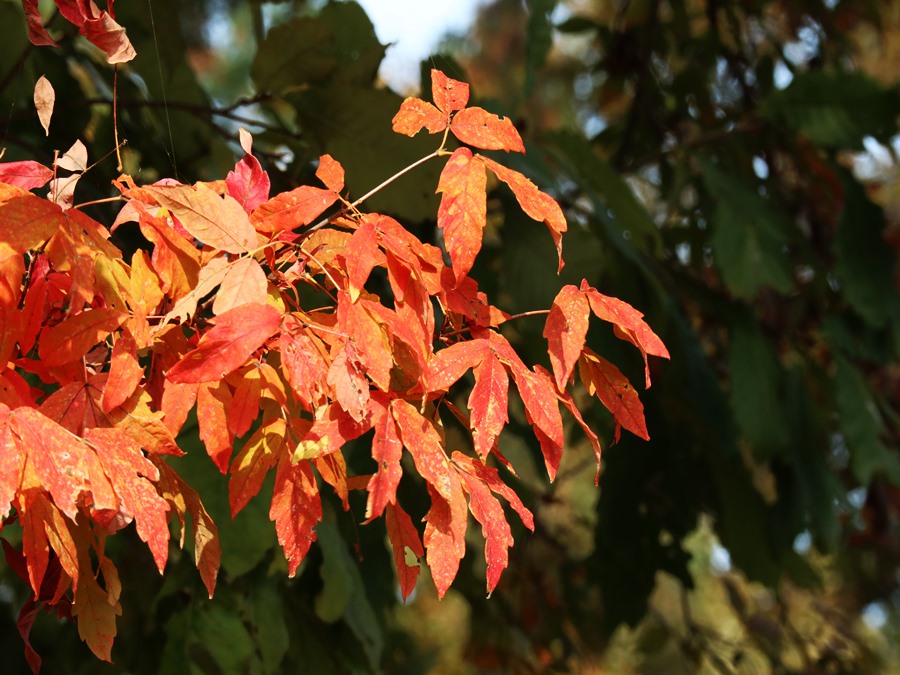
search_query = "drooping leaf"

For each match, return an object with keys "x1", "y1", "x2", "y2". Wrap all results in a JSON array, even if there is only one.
[
  {"x1": 544, "y1": 284, "x2": 590, "y2": 390},
  {"x1": 101, "y1": 334, "x2": 142, "y2": 413},
  {"x1": 365, "y1": 394, "x2": 403, "y2": 520},
  {"x1": 437, "y1": 147, "x2": 487, "y2": 283},
  {"x1": 422, "y1": 474, "x2": 468, "y2": 599},
  {"x1": 479, "y1": 155, "x2": 566, "y2": 271},
  {"x1": 384, "y1": 502, "x2": 424, "y2": 602},
  {"x1": 166, "y1": 303, "x2": 281, "y2": 384},
  {"x1": 468, "y1": 351, "x2": 509, "y2": 460},
  {"x1": 229, "y1": 417, "x2": 286, "y2": 517},
  {"x1": 578, "y1": 348, "x2": 649, "y2": 443},
  {"x1": 270, "y1": 455, "x2": 321, "y2": 577},
  {"x1": 33, "y1": 75, "x2": 54, "y2": 135}
]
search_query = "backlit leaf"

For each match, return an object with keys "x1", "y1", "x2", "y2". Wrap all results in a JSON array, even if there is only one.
[
  {"x1": 431, "y1": 69, "x2": 469, "y2": 114},
  {"x1": 385, "y1": 502, "x2": 424, "y2": 602},
  {"x1": 437, "y1": 147, "x2": 487, "y2": 282},
  {"x1": 251, "y1": 185, "x2": 338, "y2": 234},
  {"x1": 544, "y1": 284, "x2": 590, "y2": 390},
  {"x1": 166, "y1": 303, "x2": 281, "y2": 384},
  {"x1": 451, "y1": 107, "x2": 525, "y2": 153},
  {"x1": 391, "y1": 98, "x2": 448, "y2": 137},
  {"x1": 578, "y1": 348, "x2": 649, "y2": 442},
  {"x1": 0, "y1": 160, "x2": 53, "y2": 190},
  {"x1": 270, "y1": 455, "x2": 321, "y2": 577}
]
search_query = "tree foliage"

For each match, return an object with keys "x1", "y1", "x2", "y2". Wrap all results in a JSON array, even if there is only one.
[{"x1": 0, "y1": 0, "x2": 899, "y2": 673}]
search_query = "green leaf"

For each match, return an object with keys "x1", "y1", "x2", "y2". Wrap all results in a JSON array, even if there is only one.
[
  {"x1": 192, "y1": 605, "x2": 255, "y2": 675},
  {"x1": 762, "y1": 72, "x2": 900, "y2": 148},
  {"x1": 251, "y1": 583, "x2": 289, "y2": 674},
  {"x1": 835, "y1": 169, "x2": 900, "y2": 328},
  {"x1": 727, "y1": 317, "x2": 788, "y2": 459},
  {"x1": 315, "y1": 509, "x2": 384, "y2": 668},
  {"x1": 701, "y1": 159, "x2": 794, "y2": 297},
  {"x1": 525, "y1": 0, "x2": 557, "y2": 94},
  {"x1": 834, "y1": 358, "x2": 900, "y2": 485},
  {"x1": 252, "y1": 16, "x2": 338, "y2": 92},
  {"x1": 295, "y1": 86, "x2": 442, "y2": 222}
]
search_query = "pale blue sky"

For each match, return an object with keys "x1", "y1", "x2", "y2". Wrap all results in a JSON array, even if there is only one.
[{"x1": 355, "y1": 0, "x2": 485, "y2": 92}]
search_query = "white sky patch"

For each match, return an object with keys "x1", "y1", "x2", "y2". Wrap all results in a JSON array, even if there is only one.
[{"x1": 356, "y1": 0, "x2": 485, "y2": 92}]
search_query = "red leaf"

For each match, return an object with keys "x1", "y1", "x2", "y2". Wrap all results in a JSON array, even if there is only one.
[
  {"x1": 337, "y1": 291, "x2": 392, "y2": 392},
  {"x1": 0, "y1": 406, "x2": 24, "y2": 520},
  {"x1": 391, "y1": 98, "x2": 448, "y2": 137},
  {"x1": 101, "y1": 334, "x2": 142, "y2": 413},
  {"x1": 423, "y1": 475, "x2": 467, "y2": 599},
  {"x1": 197, "y1": 381, "x2": 234, "y2": 473},
  {"x1": 365, "y1": 394, "x2": 403, "y2": 520},
  {"x1": 451, "y1": 107, "x2": 525, "y2": 153},
  {"x1": 326, "y1": 343, "x2": 370, "y2": 424},
  {"x1": 452, "y1": 452, "x2": 533, "y2": 530},
  {"x1": 301, "y1": 402, "x2": 372, "y2": 460},
  {"x1": 251, "y1": 185, "x2": 338, "y2": 234},
  {"x1": 580, "y1": 281, "x2": 670, "y2": 387},
  {"x1": 0, "y1": 160, "x2": 53, "y2": 189},
  {"x1": 85, "y1": 428, "x2": 171, "y2": 573},
  {"x1": 15, "y1": 597, "x2": 43, "y2": 673},
  {"x1": 469, "y1": 351, "x2": 509, "y2": 460},
  {"x1": 0, "y1": 189, "x2": 64, "y2": 256},
  {"x1": 437, "y1": 147, "x2": 487, "y2": 282},
  {"x1": 340, "y1": 217, "x2": 383, "y2": 301},
  {"x1": 80, "y1": 10, "x2": 136, "y2": 64},
  {"x1": 423, "y1": 338, "x2": 486, "y2": 392},
  {"x1": 228, "y1": 417, "x2": 285, "y2": 517},
  {"x1": 431, "y1": 69, "x2": 469, "y2": 114},
  {"x1": 226, "y1": 154, "x2": 270, "y2": 213},
  {"x1": 315, "y1": 154, "x2": 345, "y2": 193},
  {"x1": 166, "y1": 303, "x2": 281, "y2": 384},
  {"x1": 280, "y1": 315, "x2": 328, "y2": 410},
  {"x1": 270, "y1": 455, "x2": 321, "y2": 577},
  {"x1": 479, "y1": 156, "x2": 567, "y2": 272},
  {"x1": 578, "y1": 348, "x2": 649, "y2": 442},
  {"x1": 457, "y1": 461, "x2": 513, "y2": 595},
  {"x1": 385, "y1": 502, "x2": 424, "y2": 602},
  {"x1": 544, "y1": 284, "x2": 590, "y2": 390},
  {"x1": 23, "y1": 0, "x2": 56, "y2": 46},
  {"x1": 314, "y1": 451, "x2": 349, "y2": 510},
  {"x1": 144, "y1": 184, "x2": 256, "y2": 254},
  {"x1": 392, "y1": 399, "x2": 453, "y2": 502}
]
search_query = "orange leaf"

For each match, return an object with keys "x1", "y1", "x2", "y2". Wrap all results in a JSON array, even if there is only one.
[
  {"x1": 166, "y1": 303, "x2": 281, "y2": 384},
  {"x1": 270, "y1": 455, "x2": 321, "y2": 577},
  {"x1": 85, "y1": 428, "x2": 171, "y2": 573},
  {"x1": 212, "y1": 257, "x2": 268, "y2": 315},
  {"x1": 0, "y1": 406, "x2": 24, "y2": 519},
  {"x1": 365, "y1": 393, "x2": 403, "y2": 521},
  {"x1": 385, "y1": 502, "x2": 424, "y2": 602},
  {"x1": 423, "y1": 475, "x2": 467, "y2": 599},
  {"x1": 314, "y1": 451, "x2": 349, "y2": 510},
  {"x1": 580, "y1": 280, "x2": 670, "y2": 387},
  {"x1": 479, "y1": 156, "x2": 567, "y2": 272},
  {"x1": 392, "y1": 399, "x2": 453, "y2": 502},
  {"x1": 340, "y1": 217, "x2": 383, "y2": 301},
  {"x1": 469, "y1": 352, "x2": 509, "y2": 460},
  {"x1": 279, "y1": 315, "x2": 329, "y2": 410},
  {"x1": 197, "y1": 381, "x2": 234, "y2": 473},
  {"x1": 228, "y1": 417, "x2": 286, "y2": 517},
  {"x1": 227, "y1": 370, "x2": 261, "y2": 438},
  {"x1": 423, "y1": 338, "x2": 486, "y2": 393},
  {"x1": 391, "y1": 98, "x2": 448, "y2": 137},
  {"x1": 437, "y1": 148, "x2": 487, "y2": 283},
  {"x1": 0, "y1": 190, "x2": 64, "y2": 256},
  {"x1": 326, "y1": 343, "x2": 370, "y2": 424},
  {"x1": 144, "y1": 183, "x2": 256, "y2": 254},
  {"x1": 544, "y1": 285, "x2": 590, "y2": 390},
  {"x1": 153, "y1": 458, "x2": 220, "y2": 598},
  {"x1": 251, "y1": 185, "x2": 338, "y2": 234},
  {"x1": 315, "y1": 154, "x2": 345, "y2": 193},
  {"x1": 73, "y1": 570, "x2": 121, "y2": 662},
  {"x1": 101, "y1": 334, "x2": 142, "y2": 413},
  {"x1": 451, "y1": 107, "x2": 525, "y2": 153},
  {"x1": 579, "y1": 348, "x2": 649, "y2": 443},
  {"x1": 456, "y1": 461, "x2": 513, "y2": 595},
  {"x1": 337, "y1": 291, "x2": 392, "y2": 392},
  {"x1": 431, "y1": 69, "x2": 470, "y2": 114}
]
